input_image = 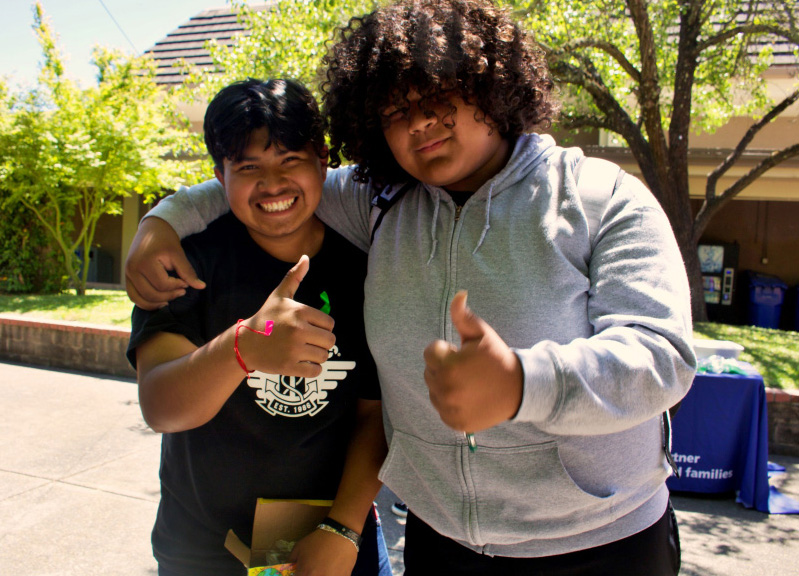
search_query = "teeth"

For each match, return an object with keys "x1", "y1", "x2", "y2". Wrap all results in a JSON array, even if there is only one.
[{"x1": 257, "y1": 198, "x2": 296, "y2": 213}]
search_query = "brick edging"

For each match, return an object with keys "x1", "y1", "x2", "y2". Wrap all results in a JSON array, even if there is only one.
[
  {"x1": 0, "y1": 314, "x2": 134, "y2": 378},
  {"x1": 765, "y1": 387, "x2": 799, "y2": 456},
  {"x1": 765, "y1": 387, "x2": 799, "y2": 403},
  {"x1": 0, "y1": 313, "x2": 131, "y2": 336}
]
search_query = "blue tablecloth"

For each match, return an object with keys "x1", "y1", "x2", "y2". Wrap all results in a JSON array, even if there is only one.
[{"x1": 666, "y1": 367, "x2": 770, "y2": 512}]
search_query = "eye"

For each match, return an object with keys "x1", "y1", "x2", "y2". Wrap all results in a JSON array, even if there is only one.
[
  {"x1": 237, "y1": 164, "x2": 258, "y2": 172},
  {"x1": 282, "y1": 154, "x2": 303, "y2": 165},
  {"x1": 381, "y1": 107, "x2": 407, "y2": 122}
]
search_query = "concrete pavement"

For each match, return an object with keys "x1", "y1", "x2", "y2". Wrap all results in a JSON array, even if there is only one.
[{"x1": 1, "y1": 360, "x2": 798, "y2": 575}]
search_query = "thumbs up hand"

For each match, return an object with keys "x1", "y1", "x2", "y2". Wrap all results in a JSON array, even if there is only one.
[
  {"x1": 423, "y1": 291, "x2": 523, "y2": 432},
  {"x1": 238, "y1": 255, "x2": 336, "y2": 378}
]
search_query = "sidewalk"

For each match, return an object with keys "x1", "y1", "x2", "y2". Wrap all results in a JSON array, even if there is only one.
[{"x1": 1, "y1": 360, "x2": 797, "y2": 575}]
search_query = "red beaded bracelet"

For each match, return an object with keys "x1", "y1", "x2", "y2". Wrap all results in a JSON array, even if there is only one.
[{"x1": 234, "y1": 319, "x2": 274, "y2": 375}]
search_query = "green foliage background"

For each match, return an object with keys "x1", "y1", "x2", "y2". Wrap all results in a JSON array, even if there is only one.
[
  {"x1": 0, "y1": 3, "x2": 207, "y2": 295},
  {"x1": 0, "y1": 196, "x2": 64, "y2": 293},
  {"x1": 509, "y1": 0, "x2": 779, "y2": 136},
  {"x1": 176, "y1": 0, "x2": 376, "y2": 104}
]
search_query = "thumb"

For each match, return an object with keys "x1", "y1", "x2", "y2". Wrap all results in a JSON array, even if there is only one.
[
  {"x1": 169, "y1": 252, "x2": 206, "y2": 290},
  {"x1": 450, "y1": 290, "x2": 486, "y2": 344},
  {"x1": 274, "y1": 254, "x2": 310, "y2": 300}
]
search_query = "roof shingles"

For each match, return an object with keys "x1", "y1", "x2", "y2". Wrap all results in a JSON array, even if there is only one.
[{"x1": 144, "y1": 4, "x2": 272, "y2": 86}]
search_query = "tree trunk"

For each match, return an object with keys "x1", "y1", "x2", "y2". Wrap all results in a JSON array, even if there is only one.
[
  {"x1": 666, "y1": 208, "x2": 708, "y2": 323},
  {"x1": 644, "y1": 163, "x2": 708, "y2": 323},
  {"x1": 683, "y1": 242, "x2": 707, "y2": 323}
]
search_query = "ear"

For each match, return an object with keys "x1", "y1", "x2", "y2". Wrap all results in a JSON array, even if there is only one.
[{"x1": 214, "y1": 166, "x2": 225, "y2": 187}]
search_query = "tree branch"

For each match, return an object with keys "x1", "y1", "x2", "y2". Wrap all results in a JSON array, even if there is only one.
[
  {"x1": 699, "y1": 24, "x2": 799, "y2": 52},
  {"x1": 626, "y1": 0, "x2": 669, "y2": 174},
  {"x1": 547, "y1": 39, "x2": 641, "y2": 83},
  {"x1": 694, "y1": 143, "x2": 799, "y2": 243},
  {"x1": 706, "y1": 89, "x2": 799, "y2": 199},
  {"x1": 556, "y1": 113, "x2": 614, "y2": 131},
  {"x1": 669, "y1": 0, "x2": 704, "y2": 182},
  {"x1": 548, "y1": 57, "x2": 642, "y2": 140}
]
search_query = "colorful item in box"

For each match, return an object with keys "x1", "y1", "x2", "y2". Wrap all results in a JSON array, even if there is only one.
[{"x1": 250, "y1": 563, "x2": 295, "y2": 576}]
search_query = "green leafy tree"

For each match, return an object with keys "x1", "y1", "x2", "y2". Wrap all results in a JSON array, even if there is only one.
[
  {"x1": 176, "y1": 0, "x2": 376, "y2": 103},
  {"x1": 0, "y1": 3, "x2": 206, "y2": 295},
  {"x1": 0, "y1": 80, "x2": 61, "y2": 293},
  {"x1": 510, "y1": 0, "x2": 799, "y2": 321}
]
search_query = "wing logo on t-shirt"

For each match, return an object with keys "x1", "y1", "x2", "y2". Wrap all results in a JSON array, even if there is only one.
[{"x1": 246, "y1": 345, "x2": 355, "y2": 417}]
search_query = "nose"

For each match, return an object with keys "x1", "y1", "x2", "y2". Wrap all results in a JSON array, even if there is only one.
[
  {"x1": 258, "y1": 171, "x2": 287, "y2": 194},
  {"x1": 408, "y1": 103, "x2": 436, "y2": 134}
]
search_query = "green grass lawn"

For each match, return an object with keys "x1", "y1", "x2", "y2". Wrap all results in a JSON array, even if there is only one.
[
  {"x1": 0, "y1": 290, "x2": 796, "y2": 389},
  {"x1": 693, "y1": 322, "x2": 798, "y2": 391},
  {"x1": 0, "y1": 289, "x2": 134, "y2": 327}
]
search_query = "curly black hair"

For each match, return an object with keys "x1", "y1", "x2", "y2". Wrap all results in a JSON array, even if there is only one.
[{"x1": 321, "y1": 0, "x2": 557, "y2": 188}]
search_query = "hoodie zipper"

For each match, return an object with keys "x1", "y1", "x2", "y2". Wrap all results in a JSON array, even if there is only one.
[{"x1": 446, "y1": 199, "x2": 480, "y2": 546}]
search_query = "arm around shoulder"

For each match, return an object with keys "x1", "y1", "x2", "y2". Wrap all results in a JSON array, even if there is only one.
[
  {"x1": 125, "y1": 179, "x2": 228, "y2": 309},
  {"x1": 147, "y1": 178, "x2": 229, "y2": 239},
  {"x1": 125, "y1": 217, "x2": 206, "y2": 310}
]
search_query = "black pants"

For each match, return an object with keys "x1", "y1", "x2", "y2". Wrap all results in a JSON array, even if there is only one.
[{"x1": 404, "y1": 502, "x2": 681, "y2": 576}]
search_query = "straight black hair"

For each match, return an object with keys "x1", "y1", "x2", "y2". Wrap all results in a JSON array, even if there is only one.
[{"x1": 204, "y1": 78, "x2": 326, "y2": 170}]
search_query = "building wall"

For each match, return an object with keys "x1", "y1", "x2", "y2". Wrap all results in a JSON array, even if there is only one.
[
  {"x1": 91, "y1": 212, "x2": 123, "y2": 284},
  {"x1": 693, "y1": 199, "x2": 799, "y2": 287},
  {"x1": 88, "y1": 194, "x2": 156, "y2": 286}
]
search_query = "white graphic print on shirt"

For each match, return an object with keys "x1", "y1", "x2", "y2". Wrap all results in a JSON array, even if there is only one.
[{"x1": 246, "y1": 346, "x2": 355, "y2": 417}]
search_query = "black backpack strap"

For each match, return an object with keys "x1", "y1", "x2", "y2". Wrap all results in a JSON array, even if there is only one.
[{"x1": 369, "y1": 182, "x2": 414, "y2": 244}]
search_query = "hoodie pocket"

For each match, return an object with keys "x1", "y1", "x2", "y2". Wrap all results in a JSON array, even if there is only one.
[
  {"x1": 469, "y1": 441, "x2": 614, "y2": 544},
  {"x1": 380, "y1": 431, "x2": 614, "y2": 546}
]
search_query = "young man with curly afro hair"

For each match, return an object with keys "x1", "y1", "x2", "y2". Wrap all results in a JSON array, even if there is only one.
[{"x1": 125, "y1": 1, "x2": 696, "y2": 574}]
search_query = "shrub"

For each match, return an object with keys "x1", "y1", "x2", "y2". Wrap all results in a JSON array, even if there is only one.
[{"x1": 0, "y1": 193, "x2": 65, "y2": 293}]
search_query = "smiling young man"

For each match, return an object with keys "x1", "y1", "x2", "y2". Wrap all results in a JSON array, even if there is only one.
[{"x1": 127, "y1": 78, "x2": 390, "y2": 576}]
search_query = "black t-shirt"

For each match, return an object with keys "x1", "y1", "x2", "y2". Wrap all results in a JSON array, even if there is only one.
[{"x1": 128, "y1": 213, "x2": 379, "y2": 576}]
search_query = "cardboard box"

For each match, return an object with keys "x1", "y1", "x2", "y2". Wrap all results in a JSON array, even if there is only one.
[{"x1": 225, "y1": 498, "x2": 333, "y2": 575}]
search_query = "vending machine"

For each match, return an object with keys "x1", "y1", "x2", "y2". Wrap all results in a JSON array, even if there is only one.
[{"x1": 698, "y1": 242, "x2": 740, "y2": 324}]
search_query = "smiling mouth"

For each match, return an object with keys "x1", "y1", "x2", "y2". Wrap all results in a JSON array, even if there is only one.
[{"x1": 257, "y1": 197, "x2": 296, "y2": 213}]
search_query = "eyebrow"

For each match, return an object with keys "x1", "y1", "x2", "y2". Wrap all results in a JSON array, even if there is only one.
[
  {"x1": 230, "y1": 146, "x2": 306, "y2": 165},
  {"x1": 233, "y1": 155, "x2": 259, "y2": 163}
]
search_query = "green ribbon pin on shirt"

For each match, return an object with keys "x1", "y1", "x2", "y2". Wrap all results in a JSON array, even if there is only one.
[{"x1": 319, "y1": 291, "x2": 330, "y2": 315}]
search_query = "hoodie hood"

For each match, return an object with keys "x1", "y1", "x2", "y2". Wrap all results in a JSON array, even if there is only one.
[{"x1": 420, "y1": 132, "x2": 559, "y2": 259}]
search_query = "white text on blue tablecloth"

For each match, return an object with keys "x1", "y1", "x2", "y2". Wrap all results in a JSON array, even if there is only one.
[{"x1": 672, "y1": 452, "x2": 734, "y2": 480}]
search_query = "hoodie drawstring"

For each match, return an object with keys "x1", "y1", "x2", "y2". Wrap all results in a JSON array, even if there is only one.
[
  {"x1": 426, "y1": 184, "x2": 494, "y2": 263},
  {"x1": 427, "y1": 191, "x2": 441, "y2": 264}
]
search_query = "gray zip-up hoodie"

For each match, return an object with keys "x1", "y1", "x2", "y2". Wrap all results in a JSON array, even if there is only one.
[{"x1": 148, "y1": 133, "x2": 696, "y2": 557}]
